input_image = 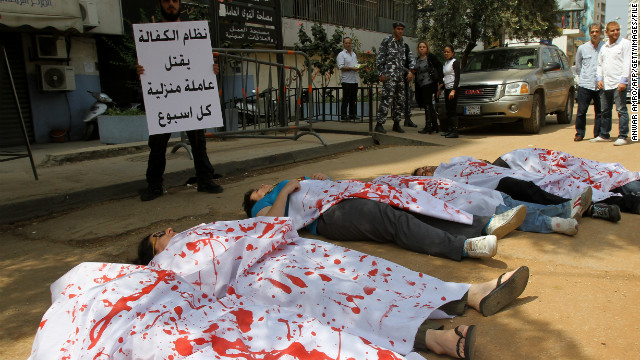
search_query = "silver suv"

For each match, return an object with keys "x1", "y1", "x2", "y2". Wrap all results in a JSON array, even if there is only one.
[{"x1": 438, "y1": 44, "x2": 575, "y2": 133}]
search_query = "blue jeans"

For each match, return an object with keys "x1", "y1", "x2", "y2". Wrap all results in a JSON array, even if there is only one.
[
  {"x1": 575, "y1": 87, "x2": 601, "y2": 138},
  {"x1": 496, "y1": 194, "x2": 570, "y2": 234},
  {"x1": 598, "y1": 88, "x2": 628, "y2": 139}
]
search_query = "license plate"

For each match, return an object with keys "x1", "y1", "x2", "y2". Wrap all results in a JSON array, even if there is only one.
[{"x1": 464, "y1": 105, "x2": 481, "y2": 115}]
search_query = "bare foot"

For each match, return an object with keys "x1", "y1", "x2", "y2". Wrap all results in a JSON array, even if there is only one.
[
  {"x1": 425, "y1": 326, "x2": 471, "y2": 359},
  {"x1": 467, "y1": 268, "x2": 519, "y2": 312}
]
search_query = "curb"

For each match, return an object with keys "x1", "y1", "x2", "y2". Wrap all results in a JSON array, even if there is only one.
[{"x1": 1, "y1": 137, "x2": 377, "y2": 224}]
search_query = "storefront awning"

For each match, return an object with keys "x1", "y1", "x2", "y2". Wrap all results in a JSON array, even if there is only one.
[{"x1": 0, "y1": 1, "x2": 82, "y2": 33}]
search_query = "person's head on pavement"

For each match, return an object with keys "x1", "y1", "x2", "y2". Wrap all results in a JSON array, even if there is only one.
[
  {"x1": 412, "y1": 165, "x2": 438, "y2": 176},
  {"x1": 159, "y1": 0, "x2": 181, "y2": 22},
  {"x1": 243, "y1": 184, "x2": 274, "y2": 217},
  {"x1": 136, "y1": 228, "x2": 177, "y2": 265}
]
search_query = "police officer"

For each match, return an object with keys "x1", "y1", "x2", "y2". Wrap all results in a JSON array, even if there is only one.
[{"x1": 374, "y1": 22, "x2": 415, "y2": 134}]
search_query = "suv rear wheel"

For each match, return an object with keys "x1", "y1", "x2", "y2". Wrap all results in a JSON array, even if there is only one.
[
  {"x1": 556, "y1": 92, "x2": 574, "y2": 124},
  {"x1": 523, "y1": 93, "x2": 545, "y2": 134}
]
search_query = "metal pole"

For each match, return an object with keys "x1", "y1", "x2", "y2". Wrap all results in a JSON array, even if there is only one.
[{"x1": 2, "y1": 46, "x2": 38, "y2": 180}]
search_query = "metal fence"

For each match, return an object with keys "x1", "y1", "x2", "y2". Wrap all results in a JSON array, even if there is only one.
[{"x1": 280, "y1": 0, "x2": 416, "y2": 35}]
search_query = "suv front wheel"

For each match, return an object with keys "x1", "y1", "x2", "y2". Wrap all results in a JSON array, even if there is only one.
[
  {"x1": 523, "y1": 93, "x2": 545, "y2": 134},
  {"x1": 556, "y1": 92, "x2": 574, "y2": 124}
]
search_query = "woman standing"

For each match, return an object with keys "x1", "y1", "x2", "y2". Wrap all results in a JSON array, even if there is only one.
[
  {"x1": 414, "y1": 41, "x2": 443, "y2": 134},
  {"x1": 438, "y1": 45, "x2": 461, "y2": 138}
]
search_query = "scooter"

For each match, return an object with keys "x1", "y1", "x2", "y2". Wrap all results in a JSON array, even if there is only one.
[{"x1": 82, "y1": 91, "x2": 114, "y2": 140}]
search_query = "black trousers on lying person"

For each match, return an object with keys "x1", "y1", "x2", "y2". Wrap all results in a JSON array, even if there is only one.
[
  {"x1": 495, "y1": 177, "x2": 568, "y2": 205},
  {"x1": 316, "y1": 198, "x2": 490, "y2": 261}
]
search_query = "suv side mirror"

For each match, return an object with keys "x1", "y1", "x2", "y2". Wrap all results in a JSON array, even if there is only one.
[{"x1": 543, "y1": 62, "x2": 561, "y2": 72}]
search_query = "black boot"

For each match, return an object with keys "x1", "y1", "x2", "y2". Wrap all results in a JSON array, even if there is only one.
[
  {"x1": 374, "y1": 123, "x2": 387, "y2": 134},
  {"x1": 392, "y1": 122, "x2": 405, "y2": 133},
  {"x1": 418, "y1": 127, "x2": 431, "y2": 134},
  {"x1": 404, "y1": 119, "x2": 418, "y2": 128},
  {"x1": 445, "y1": 131, "x2": 459, "y2": 138}
]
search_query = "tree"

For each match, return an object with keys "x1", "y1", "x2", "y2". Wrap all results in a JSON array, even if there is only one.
[
  {"x1": 294, "y1": 22, "x2": 344, "y2": 87},
  {"x1": 417, "y1": 0, "x2": 561, "y2": 66}
]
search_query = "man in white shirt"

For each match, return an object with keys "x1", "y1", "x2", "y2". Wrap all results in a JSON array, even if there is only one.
[
  {"x1": 336, "y1": 37, "x2": 360, "y2": 120},
  {"x1": 573, "y1": 23, "x2": 603, "y2": 142},
  {"x1": 591, "y1": 21, "x2": 631, "y2": 146}
]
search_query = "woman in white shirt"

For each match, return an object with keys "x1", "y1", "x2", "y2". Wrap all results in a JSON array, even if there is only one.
[{"x1": 438, "y1": 45, "x2": 461, "y2": 138}]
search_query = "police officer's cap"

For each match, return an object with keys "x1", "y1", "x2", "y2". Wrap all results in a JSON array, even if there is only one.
[{"x1": 392, "y1": 22, "x2": 405, "y2": 29}]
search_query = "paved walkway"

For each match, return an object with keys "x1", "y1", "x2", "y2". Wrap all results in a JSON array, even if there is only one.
[{"x1": 1, "y1": 120, "x2": 442, "y2": 224}]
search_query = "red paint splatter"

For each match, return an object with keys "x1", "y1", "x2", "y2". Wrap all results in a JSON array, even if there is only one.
[
  {"x1": 174, "y1": 336, "x2": 193, "y2": 356},
  {"x1": 318, "y1": 274, "x2": 332, "y2": 282},
  {"x1": 369, "y1": 268, "x2": 378, "y2": 276},
  {"x1": 284, "y1": 273, "x2": 308, "y2": 288},
  {"x1": 267, "y1": 278, "x2": 292, "y2": 294},
  {"x1": 334, "y1": 259, "x2": 341, "y2": 264},
  {"x1": 363, "y1": 286, "x2": 375, "y2": 295},
  {"x1": 230, "y1": 308, "x2": 254, "y2": 333}
]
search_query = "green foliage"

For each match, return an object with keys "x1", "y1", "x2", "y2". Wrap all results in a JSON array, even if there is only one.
[
  {"x1": 416, "y1": 0, "x2": 561, "y2": 65},
  {"x1": 105, "y1": 106, "x2": 146, "y2": 116},
  {"x1": 358, "y1": 47, "x2": 380, "y2": 86},
  {"x1": 294, "y1": 22, "x2": 345, "y2": 86},
  {"x1": 102, "y1": 2, "x2": 212, "y2": 91}
]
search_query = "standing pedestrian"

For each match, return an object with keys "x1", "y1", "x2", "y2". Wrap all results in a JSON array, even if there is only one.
[
  {"x1": 591, "y1": 21, "x2": 631, "y2": 146},
  {"x1": 336, "y1": 37, "x2": 360, "y2": 120},
  {"x1": 374, "y1": 22, "x2": 415, "y2": 134},
  {"x1": 137, "y1": 0, "x2": 223, "y2": 201},
  {"x1": 573, "y1": 23, "x2": 603, "y2": 142},
  {"x1": 414, "y1": 41, "x2": 443, "y2": 134},
  {"x1": 438, "y1": 45, "x2": 461, "y2": 138}
]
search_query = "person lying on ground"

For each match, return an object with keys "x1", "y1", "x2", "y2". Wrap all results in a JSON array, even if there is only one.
[
  {"x1": 494, "y1": 147, "x2": 640, "y2": 215},
  {"x1": 69, "y1": 217, "x2": 531, "y2": 360},
  {"x1": 375, "y1": 174, "x2": 593, "y2": 236},
  {"x1": 239, "y1": 173, "x2": 526, "y2": 262},
  {"x1": 420, "y1": 157, "x2": 624, "y2": 222}
]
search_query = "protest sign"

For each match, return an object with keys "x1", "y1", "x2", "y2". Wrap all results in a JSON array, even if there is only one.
[{"x1": 134, "y1": 21, "x2": 223, "y2": 135}]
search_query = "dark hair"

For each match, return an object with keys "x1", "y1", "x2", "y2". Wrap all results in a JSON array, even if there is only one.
[
  {"x1": 444, "y1": 45, "x2": 454, "y2": 53},
  {"x1": 135, "y1": 234, "x2": 154, "y2": 265},
  {"x1": 343, "y1": 37, "x2": 352, "y2": 42},
  {"x1": 589, "y1": 23, "x2": 603, "y2": 33},
  {"x1": 412, "y1": 167, "x2": 421, "y2": 176},
  {"x1": 243, "y1": 189, "x2": 257, "y2": 217}
]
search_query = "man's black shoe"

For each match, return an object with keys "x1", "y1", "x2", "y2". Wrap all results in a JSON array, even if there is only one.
[
  {"x1": 198, "y1": 181, "x2": 224, "y2": 194},
  {"x1": 392, "y1": 123, "x2": 405, "y2": 133},
  {"x1": 374, "y1": 123, "x2": 387, "y2": 134},
  {"x1": 140, "y1": 187, "x2": 164, "y2": 201},
  {"x1": 445, "y1": 132, "x2": 459, "y2": 138},
  {"x1": 441, "y1": 131, "x2": 449, "y2": 136},
  {"x1": 418, "y1": 128, "x2": 431, "y2": 134},
  {"x1": 404, "y1": 119, "x2": 418, "y2": 128}
]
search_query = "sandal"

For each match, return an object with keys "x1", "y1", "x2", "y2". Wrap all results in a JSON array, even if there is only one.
[
  {"x1": 455, "y1": 325, "x2": 477, "y2": 360},
  {"x1": 479, "y1": 266, "x2": 529, "y2": 316}
]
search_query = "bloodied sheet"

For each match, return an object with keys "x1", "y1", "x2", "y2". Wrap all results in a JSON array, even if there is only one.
[{"x1": 29, "y1": 217, "x2": 469, "y2": 360}]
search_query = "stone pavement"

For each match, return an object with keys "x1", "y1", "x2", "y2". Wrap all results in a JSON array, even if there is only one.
[{"x1": 0, "y1": 120, "x2": 443, "y2": 224}]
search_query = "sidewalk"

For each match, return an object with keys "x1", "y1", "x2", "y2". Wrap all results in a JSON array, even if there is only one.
[{"x1": 0, "y1": 120, "x2": 440, "y2": 224}]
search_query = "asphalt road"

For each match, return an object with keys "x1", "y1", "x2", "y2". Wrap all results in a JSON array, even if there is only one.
[{"x1": 2, "y1": 111, "x2": 639, "y2": 359}]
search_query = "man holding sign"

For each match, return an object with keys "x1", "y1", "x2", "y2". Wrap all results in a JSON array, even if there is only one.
[{"x1": 136, "y1": 0, "x2": 223, "y2": 201}]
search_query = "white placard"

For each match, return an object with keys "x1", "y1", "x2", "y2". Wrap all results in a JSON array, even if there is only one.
[{"x1": 134, "y1": 21, "x2": 223, "y2": 135}]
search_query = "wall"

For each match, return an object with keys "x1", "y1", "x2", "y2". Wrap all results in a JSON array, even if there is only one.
[{"x1": 23, "y1": 35, "x2": 101, "y2": 143}]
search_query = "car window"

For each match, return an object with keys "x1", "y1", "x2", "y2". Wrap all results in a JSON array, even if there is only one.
[
  {"x1": 557, "y1": 50, "x2": 570, "y2": 70},
  {"x1": 541, "y1": 48, "x2": 554, "y2": 66},
  {"x1": 463, "y1": 48, "x2": 538, "y2": 72}
]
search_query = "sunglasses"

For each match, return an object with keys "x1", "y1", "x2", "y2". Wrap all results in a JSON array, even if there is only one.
[{"x1": 151, "y1": 231, "x2": 165, "y2": 256}]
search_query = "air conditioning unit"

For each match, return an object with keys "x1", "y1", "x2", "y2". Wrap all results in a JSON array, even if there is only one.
[
  {"x1": 35, "y1": 35, "x2": 68, "y2": 60},
  {"x1": 40, "y1": 65, "x2": 76, "y2": 91},
  {"x1": 79, "y1": 0, "x2": 100, "y2": 27}
]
